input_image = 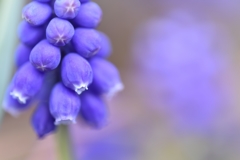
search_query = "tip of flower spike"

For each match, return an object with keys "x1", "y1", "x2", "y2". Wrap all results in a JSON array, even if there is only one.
[
  {"x1": 107, "y1": 82, "x2": 124, "y2": 98},
  {"x1": 55, "y1": 117, "x2": 76, "y2": 125},
  {"x1": 65, "y1": 3, "x2": 78, "y2": 13},
  {"x1": 54, "y1": 0, "x2": 81, "y2": 19},
  {"x1": 10, "y1": 90, "x2": 28, "y2": 104},
  {"x1": 74, "y1": 84, "x2": 88, "y2": 95}
]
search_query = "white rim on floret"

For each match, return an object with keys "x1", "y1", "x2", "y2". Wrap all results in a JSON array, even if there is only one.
[
  {"x1": 2, "y1": 100, "x2": 21, "y2": 117},
  {"x1": 10, "y1": 90, "x2": 28, "y2": 104},
  {"x1": 107, "y1": 82, "x2": 124, "y2": 98},
  {"x1": 55, "y1": 116, "x2": 76, "y2": 125},
  {"x1": 73, "y1": 83, "x2": 88, "y2": 95}
]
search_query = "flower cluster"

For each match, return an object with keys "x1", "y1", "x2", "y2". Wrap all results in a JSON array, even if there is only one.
[{"x1": 3, "y1": 0, "x2": 123, "y2": 138}]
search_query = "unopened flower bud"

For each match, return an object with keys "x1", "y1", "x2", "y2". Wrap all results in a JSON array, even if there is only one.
[
  {"x1": 54, "y1": 0, "x2": 81, "y2": 19},
  {"x1": 30, "y1": 39, "x2": 61, "y2": 72},
  {"x1": 2, "y1": 86, "x2": 32, "y2": 116},
  {"x1": 50, "y1": 83, "x2": 81, "y2": 125},
  {"x1": 90, "y1": 58, "x2": 123, "y2": 97},
  {"x1": 46, "y1": 18, "x2": 75, "y2": 46},
  {"x1": 80, "y1": 91, "x2": 108, "y2": 128},
  {"x1": 18, "y1": 21, "x2": 44, "y2": 47},
  {"x1": 72, "y1": 28, "x2": 101, "y2": 58},
  {"x1": 61, "y1": 53, "x2": 93, "y2": 94},
  {"x1": 22, "y1": 1, "x2": 52, "y2": 26},
  {"x1": 96, "y1": 31, "x2": 112, "y2": 58},
  {"x1": 9, "y1": 62, "x2": 44, "y2": 104},
  {"x1": 31, "y1": 103, "x2": 56, "y2": 138},
  {"x1": 15, "y1": 43, "x2": 32, "y2": 68},
  {"x1": 72, "y1": 2, "x2": 102, "y2": 28}
]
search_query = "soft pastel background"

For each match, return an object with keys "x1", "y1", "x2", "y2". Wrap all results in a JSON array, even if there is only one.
[{"x1": 1, "y1": 0, "x2": 240, "y2": 160}]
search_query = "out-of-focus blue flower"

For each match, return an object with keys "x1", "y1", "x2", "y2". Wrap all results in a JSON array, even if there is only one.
[
  {"x1": 132, "y1": 11, "x2": 232, "y2": 133},
  {"x1": 80, "y1": 91, "x2": 109, "y2": 128},
  {"x1": 31, "y1": 103, "x2": 56, "y2": 138},
  {"x1": 74, "y1": 131, "x2": 139, "y2": 160},
  {"x1": 90, "y1": 57, "x2": 124, "y2": 97}
]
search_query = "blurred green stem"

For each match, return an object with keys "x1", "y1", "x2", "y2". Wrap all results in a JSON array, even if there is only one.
[
  {"x1": 57, "y1": 125, "x2": 72, "y2": 160},
  {"x1": 0, "y1": 0, "x2": 26, "y2": 125}
]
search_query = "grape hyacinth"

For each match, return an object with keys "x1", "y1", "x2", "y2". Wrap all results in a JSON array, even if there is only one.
[
  {"x1": 50, "y1": 82, "x2": 81, "y2": 125},
  {"x1": 31, "y1": 103, "x2": 56, "y2": 138},
  {"x1": 22, "y1": 1, "x2": 52, "y2": 26},
  {"x1": 46, "y1": 17, "x2": 75, "y2": 46},
  {"x1": 30, "y1": 39, "x2": 61, "y2": 71},
  {"x1": 72, "y1": 1, "x2": 102, "y2": 28},
  {"x1": 72, "y1": 28, "x2": 101, "y2": 58},
  {"x1": 80, "y1": 91, "x2": 109, "y2": 128},
  {"x1": 3, "y1": 0, "x2": 123, "y2": 138},
  {"x1": 18, "y1": 21, "x2": 44, "y2": 47},
  {"x1": 132, "y1": 12, "x2": 232, "y2": 133},
  {"x1": 90, "y1": 57, "x2": 124, "y2": 97},
  {"x1": 61, "y1": 53, "x2": 93, "y2": 94},
  {"x1": 54, "y1": 0, "x2": 81, "y2": 19}
]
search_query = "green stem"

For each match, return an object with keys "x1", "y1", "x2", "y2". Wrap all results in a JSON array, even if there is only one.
[
  {"x1": 57, "y1": 125, "x2": 72, "y2": 160},
  {"x1": 0, "y1": 0, "x2": 26, "y2": 125}
]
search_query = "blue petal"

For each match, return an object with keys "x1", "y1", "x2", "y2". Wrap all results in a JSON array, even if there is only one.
[
  {"x1": 80, "y1": 91, "x2": 108, "y2": 128},
  {"x1": 22, "y1": 1, "x2": 52, "y2": 26},
  {"x1": 9, "y1": 62, "x2": 44, "y2": 104},
  {"x1": 72, "y1": 2, "x2": 102, "y2": 28},
  {"x1": 30, "y1": 39, "x2": 61, "y2": 72},
  {"x1": 49, "y1": 82, "x2": 81, "y2": 125},
  {"x1": 90, "y1": 58, "x2": 123, "y2": 97},
  {"x1": 46, "y1": 18, "x2": 75, "y2": 46},
  {"x1": 72, "y1": 28, "x2": 101, "y2": 58},
  {"x1": 61, "y1": 53, "x2": 93, "y2": 94},
  {"x1": 31, "y1": 103, "x2": 56, "y2": 138},
  {"x1": 54, "y1": 0, "x2": 81, "y2": 19}
]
